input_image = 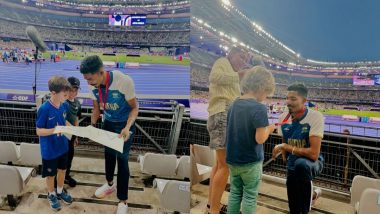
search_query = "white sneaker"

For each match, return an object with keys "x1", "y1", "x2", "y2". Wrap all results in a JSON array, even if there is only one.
[
  {"x1": 116, "y1": 202, "x2": 128, "y2": 214},
  {"x1": 95, "y1": 182, "x2": 116, "y2": 199}
]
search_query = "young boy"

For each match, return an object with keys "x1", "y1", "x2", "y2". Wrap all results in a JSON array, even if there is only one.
[
  {"x1": 226, "y1": 66, "x2": 276, "y2": 214},
  {"x1": 36, "y1": 76, "x2": 73, "y2": 211},
  {"x1": 59, "y1": 76, "x2": 82, "y2": 187}
]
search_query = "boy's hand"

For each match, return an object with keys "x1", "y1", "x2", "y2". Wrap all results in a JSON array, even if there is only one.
[
  {"x1": 74, "y1": 137, "x2": 79, "y2": 146},
  {"x1": 268, "y1": 124, "x2": 276, "y2": 133},
  {"x1": 56, "y1": 122, "x2": 62, "y2": 137}
]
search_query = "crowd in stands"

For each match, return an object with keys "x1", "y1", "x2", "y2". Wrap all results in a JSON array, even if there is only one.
[
  {"x1": 190, "y1": 90, "x2": 208, "y2": 104},
  {"x1": 273, "y1": 85, "x2": 380, "y2": 103},
  {"x1": 0, "y1": 19, "x2": 189, "y2": 46},
  {"x1": 0, "y1": 41, "x2": 35, "y2": 50},
  {"x1": 0, "y1": 5, "x2": 190, "y2": 31},
  {"x1": 191, "y1": 63, "x2": 380, "y2": 104},
  {"x1": 0, "y1": 40, "x2": 180, "y2": 62}
]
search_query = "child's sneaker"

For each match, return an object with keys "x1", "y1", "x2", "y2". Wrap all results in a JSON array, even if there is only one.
[
  {"x1": 47, "y1": 193, "x2": 61, "y2": 211},
  {"x1": 57, "y1": 189, "x2": 73, "y2": 205}
]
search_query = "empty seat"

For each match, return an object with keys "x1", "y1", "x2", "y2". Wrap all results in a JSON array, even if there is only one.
[
  {"x1": 139, "y1": 153, "x2": 178, "y2": 178},
  {"x1": 19, "y1": 143, "x2": 42, "y2": 166},
  {"x1": 0, "y1": 141, "x2": 20, "y2": 164},
  {"x1": 351, "y1": 175, "x2": 380, "y2": 208},
  {"x1": 176, "y1": 155, "x2": 190, "y2": 180},
  {"x1": 190, "y1": 144, "x2": 214, "y2": 186},
  {"x1": 154, "y1": 178, "x2": 190, "y2": 213},
  {"x1": 0, "y1": 165, "x2": 34, "y2": 208},
  {"x1": 192, "y1": 144, "x2": 215, "y2": 166},
  {"x1": 357, "y1": 188, "x2": 380, "y2": 214}
]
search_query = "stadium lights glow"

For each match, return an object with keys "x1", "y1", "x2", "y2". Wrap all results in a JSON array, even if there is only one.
[
  {"x1": 306, "y1": 59, "x2": 338, "y2": 65},
  {"x1": 204, "y1": 22, "x2": 211, "y2": 28},
  {"x1": 193, "y1": 16, "x2": 296, "y2": 61},
  {"x1": 219, "y1": 0, "x2": 300, "y2": 58},
  {"x1": 297, "y1": 53, "x2": 301, "y2": 58},
  {"x1": 221, "y1": 0, "x2": 231, "y2": 6}
]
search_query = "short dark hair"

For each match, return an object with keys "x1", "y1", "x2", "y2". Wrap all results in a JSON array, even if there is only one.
[
  {"x1": 80, "y1": 55, "x2": 103, "y2": 74},
  {"x1": 287, "y1": 84, "x2": 308, "y2": 98},
  {"x1": 343, "y1": 129, "x2": 350, "y2": 134},
  {"x1": 48, "y1": 76, "x2": 71, "y2": 93}
]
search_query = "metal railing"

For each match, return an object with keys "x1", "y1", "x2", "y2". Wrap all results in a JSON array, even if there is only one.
[
  {"x1": 1, "y1": 99, "x2": 378, "y2": 193},
  {"x1": 0, "y1": 99, "x2": 187, "y2": 156},
  {"x1": 187, "y1": 119, "x2": 380, "y2": 193}
]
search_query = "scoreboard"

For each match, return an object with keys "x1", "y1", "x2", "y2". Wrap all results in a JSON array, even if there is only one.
[
  {"x1": 109, "y1": 14, "x2": 147, "y2": 26},
  {"x1": 353, "y1": 73, "x2": 380, "y2": 86}
]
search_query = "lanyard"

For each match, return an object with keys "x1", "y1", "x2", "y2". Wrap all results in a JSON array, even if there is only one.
[
  {"x1": 98, "y1": 72, "x2": 110, "y2": 111},
  {"x1": 275, "y1": 108, "x2": 306, "y2": 126}
]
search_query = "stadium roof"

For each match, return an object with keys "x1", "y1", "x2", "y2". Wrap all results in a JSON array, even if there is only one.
[
  {"x1": 10, "y1": 0, "x2": 190, "y2": 15},
  {"x1": 192, "y1": 0, "x2": 380, "y2": 68}
]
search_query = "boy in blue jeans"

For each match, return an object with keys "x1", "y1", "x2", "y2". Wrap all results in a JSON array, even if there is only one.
[
  {"x1": 36, "y1": 76, "x2": 73, "y2": 211},
  {"x1": 226, "y1": 66, "x2": 276, "y2": 214}
]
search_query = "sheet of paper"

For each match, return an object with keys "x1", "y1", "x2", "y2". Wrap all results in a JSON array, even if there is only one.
[
  {"x1": 86, "y1": 126, "x2": 124, "y2": 153},
  {"x1": 54, "y1": 126, "x2": 124, "y2": 153}
]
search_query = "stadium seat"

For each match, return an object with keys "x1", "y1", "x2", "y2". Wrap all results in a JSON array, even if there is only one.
[
  {"x1": 350, "y1": 175, "x2": 380, "y2": 209},
  {"x1": 19, "y1": 143, "x2": 42, "y2": 166},
  {"x1": 356, "y1": 188, "x2": 380, "y2": 214},
  {"x1": 0, "y1": 165, "x2": 35, "y2": 208},
  {"x1": 153, "y1": 178, "x2": 190, "y2": 213},
  {"x1": 138, "y1": 153, "x2": 178, "y2": 178},
  {"x1": 191, "y1": 144, "x2": 215, "y2": 166},
  {"x1": 176, "y1": 155, "x2": 190, "y2": 180},
  {"x1": 0, "y1": 141, "x2": 20, "y2": 164},
  {"x1": 190, "y1": 144, "x2": 214, "y2": 185}
]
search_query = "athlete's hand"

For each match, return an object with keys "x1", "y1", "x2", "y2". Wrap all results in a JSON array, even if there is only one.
[
  {"x1": 272, "y1": 143, "x2": 285, "y2": 160},
  {"x1": 119, "y1": 128, "x2": 131, "y2": 141}
]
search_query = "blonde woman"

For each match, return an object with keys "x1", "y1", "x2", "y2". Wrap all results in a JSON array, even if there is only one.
[{"x1": 206, "y1": 47, "x2": 250, "y2": 214}]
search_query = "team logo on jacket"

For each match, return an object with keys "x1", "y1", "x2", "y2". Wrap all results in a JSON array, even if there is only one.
[
  {"x1": 301, "y1": 126, "x2": 309, "y2": 133},
  {"x1": 112, "y1": 92, "x2": 119, "y2": 98}
]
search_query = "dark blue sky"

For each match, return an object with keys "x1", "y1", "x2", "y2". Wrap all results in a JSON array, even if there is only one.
[{"x1": 234, "y1": 0, "x2": 380, "y2": 62}]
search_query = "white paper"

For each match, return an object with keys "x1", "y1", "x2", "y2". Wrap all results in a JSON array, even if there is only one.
[{"x1": 54, "y1": 126, "x2": 124, "y2": 153}]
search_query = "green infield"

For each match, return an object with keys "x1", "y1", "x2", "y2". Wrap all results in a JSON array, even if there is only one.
[{"x1": 319, "y1": 109, "x2": 380, "y2": 117}]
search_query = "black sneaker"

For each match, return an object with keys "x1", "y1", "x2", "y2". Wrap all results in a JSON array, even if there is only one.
[{"x1": 64, "y1": 176, "x2": 77, "y2": 187}]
